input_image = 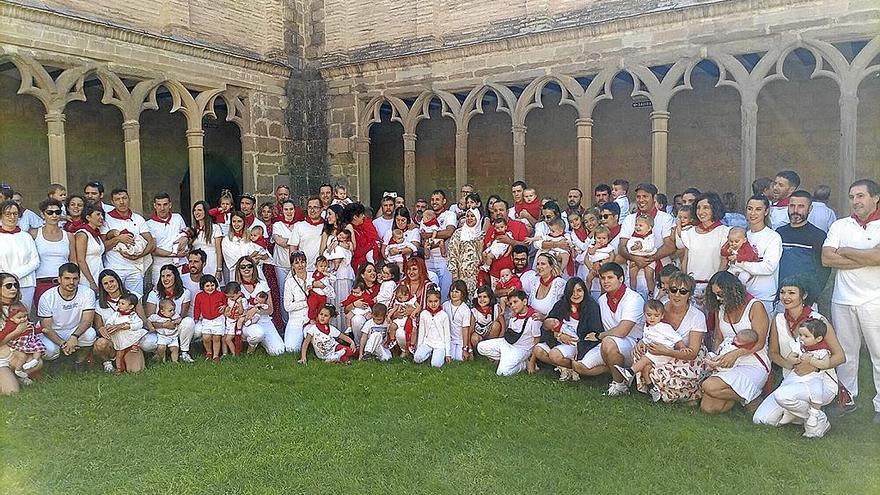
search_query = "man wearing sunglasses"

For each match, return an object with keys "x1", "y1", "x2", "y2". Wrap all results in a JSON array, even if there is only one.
[
  {"x1": 102, "y1": 188, "x2": 155, "y2": 295},
  {"x1": 37, "y1": 263, "x2": 97, "y2": 362}
]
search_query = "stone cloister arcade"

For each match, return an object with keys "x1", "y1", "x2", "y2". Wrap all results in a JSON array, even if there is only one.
[{"x1": 351, "y1": 34, "x2": 880, "y2": 210}]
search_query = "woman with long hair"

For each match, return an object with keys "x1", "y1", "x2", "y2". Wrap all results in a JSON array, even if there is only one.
[
  {"x1": 233, "y1": 255, "x2": 284, "y2": 355},
  {"x1": 678, "y1": 192, "x2": 730, "y2": 306},
  {"x1": 191, "y1": 200, "x2": 223, "y2": 282},
  {"x1": 72, "y1": 204, "x2": 105, "y2": 292},
  {"x1": 729, "y1": 194, "x2": 782, "y2": 316},
  {"x1": 62, "y1": 194, "x2": 87, "y2": 233},
  {"x1": 0, "y1": 273, "x2": 34, "y2": 393},
  {"x1": 93, "y1": 269, "x2": 157, "y2": 372},
  {"x1": 144, "y1": 264, "x2": 196, "y2": 361}
]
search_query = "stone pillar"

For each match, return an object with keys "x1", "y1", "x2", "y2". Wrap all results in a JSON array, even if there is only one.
[
  {"x1": 403, "y1": 133, "x2": 417, "y2": 203},
  {"x1": 576, "y1": 118, "x2": 593, "y2": 198},
  {"x1": 121, "y1": 120, "x2": 144, "y2": 213},
  {"x1": 838, "y1": 92, "x2": 858, "y2": 212},
  {"x1": 512, "y1": 125, "x2": 526, "y2": 181},
  {"x1": 740, "y1": 99, "x2": 758, "y2": 206},
  {"x1": 650, "y1": 111, "x2": 669, "y2": 193},
  {"x1": 185, "y1": 128, "x2": 206, "y2": 202},
  {"x1": 354, "y1": 137, "x2": 371, "y2": 206},
  {"x1": 455, "y1": 130, "x2": 468, "y2": 192},
  {"x1": 45, "y1": 111, "x2": 67, "y2": 186}
]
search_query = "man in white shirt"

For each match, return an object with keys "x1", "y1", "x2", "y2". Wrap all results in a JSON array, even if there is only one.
[
  {"x1": 769, "y1": 170, "x2": 800, "y2": 230},
  {"x1": 373, "y1": 196, "x2": 396, "y2": 242},
  {"x1": 145, "y1": 192, "x2": 189, "y2": 286},
  {"x1": 181, "y1": 250, "x2": 207, "y2": 317},
  {"x1": 101, "y1": 188, "x2": 155, "y2": 295},
  {"x1": 808, "y1": 184, "x2": 837, "y2": 233},
  {"x1": 821, "y1": 178, "x2": 880, "y2": 423},
  {"x1": 616, "y1": 183, "x2": 676, "y2": 299},
  {"x1": 423, "y1": 189, "x2": 457, "y2": 299},
  {"x1": 449, "y1": 183, "x2": 474, "y2": 218},
  {"x1": 572, "y1": 262, "x2": 644, "y2": 396},
  {"x1": 83, "y1": 180, "x2": 114, "y2": 213},
  {"x1": 289, "y1": 197, "x2": 325, "y2": 271},
  {"x1": 37, "y1": 263, "x2": 97, "y2": 362}
]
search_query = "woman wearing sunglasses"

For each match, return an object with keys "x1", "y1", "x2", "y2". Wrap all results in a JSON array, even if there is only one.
[
  {"x1": 0, "y1": 273, "x2": 35, "y2": 394},
  {"x1": 0, "y1": 201, "x2": 40, "y2": 312},
  {"x1": 630, "y1": 271, "x2": 709, "y2": 404},
  {"x1": 234, "y1": 256, "x2": 284, "y2": 355},
  {"x1": 31, "y1": 199, "x2": 74, "y2": 308}
]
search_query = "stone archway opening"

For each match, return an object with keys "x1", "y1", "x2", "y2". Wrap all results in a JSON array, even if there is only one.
[
  {"x1": 523, "y1": 81, "x2": 578, "y2": 203},
  {"x1": 139, "y1": 83, "x2": 189, "y2": 214},
  {"x1": 414, "y1": 96, "x2": 456, "y2": 201},
  {"x1": 467, "y1": 90, "x2": 513, "y2": 200},
  {"x1": 592, "y1": 71, "x2": 652, "y2": 189},
  {"x1": 368, "y1": 101, "x2": 405, "y2": 207}
]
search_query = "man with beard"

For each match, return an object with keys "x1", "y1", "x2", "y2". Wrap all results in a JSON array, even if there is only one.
[
  {"x1": 373, "y1": 195, "x2": 396, "y2": 241},
  {"x1": 593, "y1": 184, "x2": 611, "y2": 209},
  {"x1": 769, "y1": 170, "x2": 801, "y2": 230},
  {"x1": 776, "y1": 190, "x2": 829, "y2": 309},
  {"x1": 566, "y1": 188, "x2": 585, "y2": 217}
]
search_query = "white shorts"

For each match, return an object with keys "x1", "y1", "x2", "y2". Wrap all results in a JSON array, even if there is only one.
[
  {"x1": 156, "y1": 333, "x2": 179, "y2": 347},
  {"x1": 579, "y1": 335, "x2": 637, "y2": 369},
  {"x1": 200, "y1": 317, "x2": 225, "y2": 336},
  {"x1": 535, "y1": 342, "x2": 577, "y2": 359}
]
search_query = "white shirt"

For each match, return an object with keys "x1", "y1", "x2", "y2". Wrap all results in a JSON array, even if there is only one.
[
  {"x1": 180, "y1": 274, "x2": 202, "y2": 317},
  {"x1": 17, "y1": 209, "x2": 44, "y2": 231},
  {"x1": 283, "y1": 272, "x2": 309, "y2": 317},
  {"x1": 373, "y1": 216, "x2": 394, "y2": 242},
  {"x1": 442, "y1": 300, "x2": 470, "y2": 345},
  {"x1": 146, "y1": 288, "x2": 192, "y2": 317},
  {"x1": 221, "y1": 236, "x2": 264, "y2": 271},
  {"x1": 0, "y1": 230, "x2": 40, "y2": 288},
  {"x1": 737, "y1": 227, "x2": 782, "y2": 301},
  {"x1": 424, "y1": 210, "x2": 458, "y2": 261},
  {"x1": 146, "y1": 213, "x2": 188, "y2": 262},
  {"x1": 769, "y1": 204, "x2": 789, "y2": 230},
  {"x1": 824, "y1": 215, "x2": 880, "y2": 305},
  {"x1": 678, "y1": 225, "x2": 730, "y2": 282},
  {"x1": 305, "y1": 323, "x2": 343, "y2": 359},
  {"x1": 38, "y1": 286, "x2": 96, "y2": 333},
  {"x1": 102, "y1": 211, "x2": 150, "y2": 274},
  {"x1": 642, "y1": 322, "x2": 682, "y2": 347},
  {"x1": 528, "y1": 277, "x2": 566, "y2": 316},
  {"x1": 519, "y1": 269, "x2": 540, "y2": 296},
  {"x1": 807, "y1": 202, "x2": 837, "y2": 233},
  {"x1": 598, "y1": 287, "x2": 645, "y2": 339},
  {"x1": 288, "y1": 220, "x2": 324, "y2": 271},
  {"x1": 619, "y1": 210, "x2": 675, "y2": 263},
  {"x1": 105, "y1": 311, "x2": 147, "y2": 350},
  {"x1": 417, "y1": 309, "x2": 451, "y2": 355},
  {"x1": 614, "y1": 196, "x2": 630, "y2": 219},
  {"x1": 506, "y1": 311, "x2": 542, "y2": 351}
]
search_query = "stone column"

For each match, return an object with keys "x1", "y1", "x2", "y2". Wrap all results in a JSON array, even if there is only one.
[
  {"x1": 838, "y1": 92, "x2": 858, "y2": 212},
  {"x1": 455, "y1": 130, "x2": 468, "y2": 191},
  {"x1": 512, "y1": 125, "x2": 526, "y2": 181},
  {"x1": 44, "y1": 111, "x2": 67, "y2": 186},
  {"x1": 575, "y1": 118, "x2": 593, "y2": 198},
  {"x1": 354, "y1": 137, "x2": 371, "y2": 206},
  {"x1": 739, "y1": 99, "x2": 758, "y2": 206},
  {"x1": 403, "y1": 133, "x2": 417, "y2": 203},
  {"x1": 185, "y1": 128, "x2": 206, "y2": 202},
  {"x1": 121, "y1": 120, "x2": 144, "y2": 213},
  {"x1": 650, "y1": 111, "x2": 669, "y2": 193}
]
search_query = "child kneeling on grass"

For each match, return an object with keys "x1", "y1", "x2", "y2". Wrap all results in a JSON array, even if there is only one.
[
  {"x1": 105, "y1": 294, "x2": 147, "y2": 373},
  {"x1": 414, "y1": 289, "x2": 452, "y2": 368},
  {"x1": 359, "y1": 303, "x2": 392, "y2": 361},
  {"x1": 299, "y1": 304, "x2": 356, "y2": 364}
]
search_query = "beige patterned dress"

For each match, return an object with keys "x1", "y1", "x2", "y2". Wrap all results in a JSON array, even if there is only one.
[{"x1": 446, "y1": 228, "x2": 483, "y2": 299}]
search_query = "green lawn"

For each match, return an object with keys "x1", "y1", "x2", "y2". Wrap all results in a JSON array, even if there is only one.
[{"x1": 1, "y1": 355, "x2": 878, "y2": 494}]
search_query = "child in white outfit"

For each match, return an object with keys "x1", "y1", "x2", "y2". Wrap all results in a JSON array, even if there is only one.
[
  {"x1": 585, "y1": 227, "x2": 614, "y2": 288},
  {"x1": 147, "y1": 298, "x2": 181, "y2": 362},
  {"x1": 707, "y1": 328, "x2": 763, "y2": 372},
  {"x1": 626, "y1": 215, "x2": 658, "y2": 293},
  {"x1": 384, "y1": 229, "x2": 417, "y2": 268},
  {"x1": 107, "y1": 228, "x2": 148, "y2": 257},
  {"x1": 359, "y1": 303, "x2": 392, "y2": 362},
  {"x1": 784, "y1": 319, "x2": 833, "y2": 382},
  {"x1": 105, "y1": 294, "x2": 147, "y2": 373},
  {"x1": 616, "y1": 299, "x2": 684, "y2": 400},
  {"x1": 414, "y1": 290, "x2": 452, "y2": 368},
  {"x1": 531, "y1": 218, "x2": 570, "y2": 272}
]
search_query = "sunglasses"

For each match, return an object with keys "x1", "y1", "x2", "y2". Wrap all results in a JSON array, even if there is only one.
[
  {"x1": 601, "y1": 214, "x2": 614, "y2": 219},
  {"x1": 239, "y1": 264, "x2": 254, "y2": 269},
  {"x1": 3, "y1": 282, "x2": 20, "y2": 289},
  {"x1": 668, "y1": 287, "x2": 690, "y2": 295},
  {"x1": 44, "y1": 209, "x2": 62, "y2": 216}
]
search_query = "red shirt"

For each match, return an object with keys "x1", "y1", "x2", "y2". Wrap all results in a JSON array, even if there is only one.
[{"x1": 193, "y1": 291, "x2": 227, "y2": 320}]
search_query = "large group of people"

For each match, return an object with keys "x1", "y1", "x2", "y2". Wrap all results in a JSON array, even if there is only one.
[{"x1": 0, "y1": 171, "x2": 878, "y2": 438}]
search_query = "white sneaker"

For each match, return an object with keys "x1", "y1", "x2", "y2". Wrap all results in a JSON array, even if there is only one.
[
  {"x1": 557, "y1": 367, "x2": 571, "y2": 381},
  {"x1": 803, "y1": 409, "x2": 831, "y2": 438},
  {"x1": 103, "y1": 361, "x2": 115, "y2": 373},
  {"x1": 649, "y1": 386, "x2": 662, "y2": 402},
  {"x1": 570, "y1": 369, "x2": 580, "y2": 381},
  {"x1": 614, "y1": 365, "x2": 635, "y2": 387},
  {"x1": 14, "y1": 369, "x2": 28, "y2": 379},
  {"x1": 179, "y1": 352, "x2": 194, "y2": 363},
  {"x1": 22, "y1": 358, "x2": 39, "y2": 371},
  {"x1": 605, "y1": 381, "x2": 630, "y2": 397}
]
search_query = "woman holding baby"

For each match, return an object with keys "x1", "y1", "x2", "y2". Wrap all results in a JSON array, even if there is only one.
[{"x1": 752, "y1": 277, "x2": 845, "y2": 437}]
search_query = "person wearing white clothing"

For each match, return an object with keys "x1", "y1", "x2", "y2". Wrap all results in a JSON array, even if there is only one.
[
  {"x1": 0, "y1": 201, "x2": 40, "y2": 311},
  {"x1": 807, "y1": 188, "x2": 837, "y2": 233},
  {"x1": 572, "y1": 262, "x2": 645, "y2": 396},
  {"x1": 101, "y1": 189, "x2": 154, "y2": 296},
  {"x1": 145, "y1": 193, "x2": 189, "y2": 286},
  {"x1": 422, "y1": 190, "x2": 457, "y2": 300},
  {"x1": 32, "y1": 199, "x2": 73, "y2": 310},
  {"x1": 617, "y1": 183, "x2": 675, "y2": 299},
  {"x1": 612, "y1": 179, "x2": 631, "y2": 220},
  {"x1": 414, "y1": 291, "x2": 452, "y2": 368},
  {"x1": 12, "y1": 192, "x2": 44, "y2": 234},
  {"x1": 221, "y1": 212, "x2": 270, "y2": 272},
  {"x1": 678, "y1": 193, "x2": 731, "y2": 305},
  {"x1": 288, "y1": 198, "x2": 326, "y2": 271},
  {"x1": 821, "y1": 179, "x2": 880, "y2": 423},
  {"x1": 190, "y1": 201, "x2": 224, "y2": 281},
  {"x1": 37, "y1": 264, "x2": 97, "y2": 362},
  {"x1": 373, "y1": 196, "x2": 396, "y2": 242},
  {"x1": 768, "y1": 170, "x2": 801, "y2": 230},
  {"x1": 477, "y1": 290, "x2": 541, "y2": 376},
  {"x1": 442, "y1": 281, "x2": 471, "y2": 361},
  {"x1": 233, "y1": 256, "x2": 285, "y2": 355},
  {"x1": 733, "y1": 195, "x2": 782, "y2": 316},
  {"x1": 73, "y1": 204, "x2": 106, "y2": 293},
  {"x1": 271, "y1": 200, "x2": 301, "y2": 323},
  {"x1": 283, "y1": 252, "x2": 310, "y2": 353},
  {"x1": 144, "y1": 265, "x2": 196, "y2": 361}
]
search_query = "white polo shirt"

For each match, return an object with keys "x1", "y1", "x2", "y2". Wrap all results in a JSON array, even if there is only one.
[
  {"x1": 38, "y1": 286, "x2": 96, "y2": 333},
  {"x1": 180, "y1": 273, "x2": 203, "y2": 317},
  {"x1": 102, "y1": 210, "x2": 150, "y2": 273},
  {"x1": 146, "y1": 213, "x2": 188, "y2": 267},
  {"x1": 426, "y1": 210, "x2": 458, "y2": 262},
  {"x1": 598, "y1": 287, "x2": 644, "y2": 339},
  {"x1": 619, "y1": 209, "x2": 675, "y2": 262},
  {"x1": 824, "y1": 215, "x2": 880, "y2": 305}
]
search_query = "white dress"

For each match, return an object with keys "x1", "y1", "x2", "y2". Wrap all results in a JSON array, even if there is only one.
[
  {"x1": 713, "y1": 298, "x2": 770, "y2": 403},
  {"x1": 77, "y1": 229, "x2": 105, "y2": 287}
]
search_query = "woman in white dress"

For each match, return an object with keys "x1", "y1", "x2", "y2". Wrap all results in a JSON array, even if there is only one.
[
  {"x1": 190, "y1": 201, "x2": 223, "y2": 281},
  {"x1": 381, "y1": 207, "x2": 421, "y2": 251},
  {"x1": 283, "y1": 251, "x2": 309, "y2": 353},
  {"x1": 32, "y1": 199, "x2": 73, "y2": 307},
  {"x1": 73, "y1": 204, "x2": 105, "y2": 292},
  {"x1": 144, "y1": 265, "x2": 196, "y2": 361},
  {"x1": 93, "y1": 269, "x2": 155, "y2": 372},
  {"x1": 233, "y1": 255, "x2": 284, "y2": 355},
  {"x1": 0, "y1": 201, "x2": 40, "y2": 312},
  {"x1": 701, "y1": 271, "x2": 770, "y2": 414},
  {"x1": 678, "y1": 193, "x2": 730, "y2": 306},
  {"x1": 221, "y1": 212, "x2": 268, "y2": 273}
]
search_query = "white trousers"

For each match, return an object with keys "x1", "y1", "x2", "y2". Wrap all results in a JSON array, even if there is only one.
[
  {"x1": 243, "y1": 316, "x2": 285, "y2": 355},
  {"x1": 350, "y1": 314, "x2": 369, "y2": 345},
  {"x1": 40, "y1": 327, "x2": 97, "y2": 360},
  {"x1": 113, "y1": 268, "x2": 144, "y2": 298},
  {"x1": 753, "y1": 379, "x2": 836, "y2": 425},
  {"x1": 275, "y1": 265, "x2": 290, "y2": 323},
  {"x1": 832, "y1": 299, "x2": 880, "y2": 412},
  {"x1": 476, "y1": 338, "x2": 531, "y2": 376},
  {"x1": 284, "y1": 313, "x2": 307, "y2": 353},
  {"x1": 363, "y1": 332, "x2": 392, "y2": 361},
  {"x1": 414, "y1": 344, "x2": 446, "y2": 368}
]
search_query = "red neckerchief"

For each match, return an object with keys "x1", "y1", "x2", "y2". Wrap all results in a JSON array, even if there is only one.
[
  {"x1": 474, "y1": 304, "x2": 494, "y2": 317},
  {"x1": 279, "y1": 217, "x2": 297, "y2": 228},
  {"x1": 773, "y1": 197, "x2": 791, "y2": 208},
  {"x1": 232, "y1": 228, "x2": 246, "y2": 239},
  {"x1": 608, "y1": 224, "x2": 621, "y2": 240},
  {"x1": 313, "y1": 321, "x2": 332, "y2": 335},
  {"x1": 852, "y1": 208, "x2": 880, "y2": 229},
  {"x1": 697, "y1": 220, "x2": 723, "y2": 233},
  {"x1": 432, "y1": 204, "x2": 448, "y2": 217},
  {"x1": 252, "y1": 236, "x2": 268, "y2": 249},
  {"x1": 784, "y1": 306, "x2": 813, "y2": 337},
  {"x1": 733, "y1": 339, "x2": 768, "y2": 371},
  {"x1": 632, "y1": 230, "x2": 651, "y2": 239},
  {"x1": 422, "y1": 217, "x2": 440, "y2": 228},
  {"x1": 118, "y1": 309, "x2": 133, "y2": 316},
  {"x1": 539, "y1": 274, "x2": 558, "y2": 288},
  {"x1": 638, "y1": 207, "x2": 659, "y2": 219},
  {"x1": 107, "y1": 208, "x2": 132, "y2": 221},
  {"x1": 572, "y1": 227, "x2": 589, "y2": 242},
  {"x1": 426, "y1": 305, "x2": 444, "y2": 316},
  {"x1": 163, "y1": 287, "x2": 176, "y2": 299},
  {"x1": 364, "y1": 283, "x2": 380, "y2": 299},
  {"x1": 511, "y1": 306, "x2": 537, "y2": 321},
  {"x1": 0, "y1": 226, "x2": 22, "y2": 234},
  {"x1": 312, "y1": 271, "x2": 326, "y2": 282},
  {"x1": 244, "y1": 214, "x2": 256, "y2": 227},
  {"x1": 803, "y1": 340, "x2": 830, "y2": 353},
  {"x1": 606, "y1": 283, "x2": 627, "y2": 313},
  {"x1": 150, "y1": 213, "x2": 172, "y2": 225},
  {"x1": 305, "y1": 216, "x2": 324, "y2": 226},
  {"x1": 569, "y1": 304, "x2": 581, "y2": 320},
  {"x1": 80, "y1": 225, "x2": 102, "y2": 241},
  {"x1": 63, "y1": 219, "x2": 86, "y2": 233}
]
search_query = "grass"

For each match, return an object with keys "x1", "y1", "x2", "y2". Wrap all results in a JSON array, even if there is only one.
[{"x1": 1, "y1": 354, "x2": 879, "y2": 494}]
